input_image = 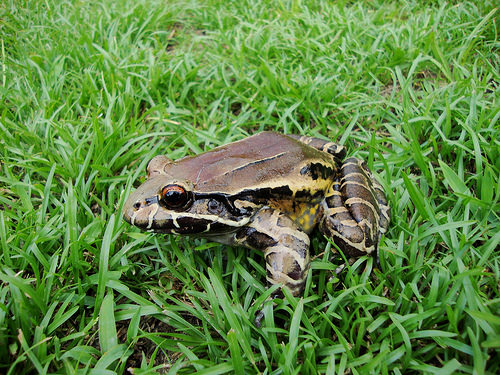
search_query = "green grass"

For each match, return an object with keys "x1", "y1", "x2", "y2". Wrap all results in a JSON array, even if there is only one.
[{"x1": 1, "y1": 0, "x2": 499, "y2": 373}]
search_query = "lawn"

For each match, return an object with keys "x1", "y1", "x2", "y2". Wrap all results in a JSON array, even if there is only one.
[{"x1": 1, "y1": 0, "x2": 499, "y2": 373}]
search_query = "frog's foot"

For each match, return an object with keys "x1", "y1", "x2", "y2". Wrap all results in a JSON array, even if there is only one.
[
  {"x1": 319, "y1": 157, "x2": 390, "y2": 256},
  {"x1": 234, "y1": 208, "x2": 311, "y2": 297}
]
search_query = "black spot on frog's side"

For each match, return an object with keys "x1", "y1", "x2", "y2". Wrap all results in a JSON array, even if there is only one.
[
  {"x1": 175, "y1": 217, "x2": 213, "y2": 234},
  {"x1": 300, "y1": 163, "x2": 333, "y2": 180},
  {"x1": 235, "y1": 186, "x2": 294, "y2": 203},
  {"x1": 194, "y1": 193, "x2": 252, "y2": 217},
  {"x1": 295, "y1": 189, "x2": 324, "y2": 199}
]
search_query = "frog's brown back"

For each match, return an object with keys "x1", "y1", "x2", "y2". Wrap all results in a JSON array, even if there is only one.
[{"x1": 163, "y1": 132, "x2": 335, "y2": 193}]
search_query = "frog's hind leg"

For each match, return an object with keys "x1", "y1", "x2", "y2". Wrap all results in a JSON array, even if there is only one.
[
  {"x1": 319, "y1": 157, "x2": 390, "y2": 257},
  {"x1": 288, "y1": 134, "x2": 347, "y2": 159},
  {"x1": 234, "y1": 208, "x2": 310, "y2": 296}
]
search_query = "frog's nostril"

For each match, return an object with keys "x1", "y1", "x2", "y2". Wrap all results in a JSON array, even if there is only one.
[{"x1": 133, "y1": 202, "x2": 141, "y2": 210}]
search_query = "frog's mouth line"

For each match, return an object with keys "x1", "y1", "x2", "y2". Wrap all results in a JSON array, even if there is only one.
[{"x1": 124, "y1": 202, "x2": 253, "y2": 235}]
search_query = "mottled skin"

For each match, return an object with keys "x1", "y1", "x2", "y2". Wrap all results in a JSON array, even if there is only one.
[{"x1": 123, "y1": 132, "x2": 390, "y2": 298}]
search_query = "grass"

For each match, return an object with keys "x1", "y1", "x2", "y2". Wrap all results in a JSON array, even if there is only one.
[{"x1": 0, "y1": 0, "x2": 499, "y2": 373}]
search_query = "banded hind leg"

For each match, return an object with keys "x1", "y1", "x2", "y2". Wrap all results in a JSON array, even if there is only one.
[
  {"x1": 319, "y1": 157, "x2": 390, "y2": 257},
  {"x1": 234, "y1": 207, "x2": 310, "y2": 296}
]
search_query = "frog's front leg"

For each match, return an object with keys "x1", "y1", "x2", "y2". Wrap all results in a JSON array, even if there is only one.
[
  {"x1": 320, "y1": 157, "x2": 390, "y2": 256},
  {"x1": 234, "y1": 208, "x2": 310, "y2": 296}
]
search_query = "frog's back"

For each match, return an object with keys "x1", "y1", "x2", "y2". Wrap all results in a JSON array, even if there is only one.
[{"x1": 163, "y1": 132, "x2": 336, "y2": 193}]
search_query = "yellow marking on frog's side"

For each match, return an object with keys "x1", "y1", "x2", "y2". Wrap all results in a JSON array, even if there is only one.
[{"x1": 295, "y1": 205, "x2": 319, "y2": 233}]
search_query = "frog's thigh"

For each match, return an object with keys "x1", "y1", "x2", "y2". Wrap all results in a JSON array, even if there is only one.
[
  {"x1": 320, "y1": 157, "x2": 388, "y2": 256},
  {"x1": 235, "y1": 208, "x2": 310, "y2": 296},
  {"x1": 288, "y1": 134, "x2": 346, "y2": 159}
]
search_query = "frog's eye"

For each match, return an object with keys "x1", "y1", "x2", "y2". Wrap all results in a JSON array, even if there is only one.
[{"x1": 160, "y1": 184, "x2": 191, "y2": 209}]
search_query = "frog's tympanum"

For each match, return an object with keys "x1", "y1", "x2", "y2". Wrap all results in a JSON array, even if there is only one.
[{"x1": 123, "y1": 132, "x2": 390, "y2": 298}]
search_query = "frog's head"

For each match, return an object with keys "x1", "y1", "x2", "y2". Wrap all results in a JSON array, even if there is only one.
[{"x1": 123, "y1": 156, "x2": 253, "y2": 235}]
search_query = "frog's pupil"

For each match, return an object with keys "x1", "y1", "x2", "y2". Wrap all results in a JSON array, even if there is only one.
[{"x1": 161, "y1": 185, "x2": 188, "y2": 208}]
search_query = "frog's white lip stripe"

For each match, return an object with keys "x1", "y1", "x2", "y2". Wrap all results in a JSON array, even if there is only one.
[
  {"x1": 130, "y1": 211, "x2": 138, "y2": 226},
  {"x1": 147, "y1": 203, "x2": 159, "y2": 230},
  {"x1": 165, "y1": 210, "x2": 253, "y2": 228}
]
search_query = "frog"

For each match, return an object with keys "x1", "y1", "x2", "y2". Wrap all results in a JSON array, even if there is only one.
[{"x1": 123, "y1": 132, "x2": 390, "y2": 298}]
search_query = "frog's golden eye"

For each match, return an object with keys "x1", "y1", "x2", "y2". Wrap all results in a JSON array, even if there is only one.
[{"x1": 161, "y1": 184, "x2": 191, "y2": 209}]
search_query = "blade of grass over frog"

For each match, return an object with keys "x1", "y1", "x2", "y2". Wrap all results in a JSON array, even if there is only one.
[
  {"x1": 99, "y1": 292, "x2": 117, "y2": 354},
  {"x1": 95, "y1": 214, "x2": 115, "y2": 318},
  {"x1": 227, "y1": 329, "x2": 244, "y2": 375}
]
